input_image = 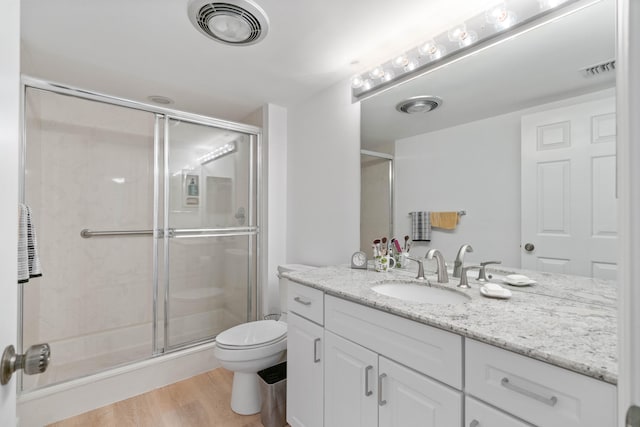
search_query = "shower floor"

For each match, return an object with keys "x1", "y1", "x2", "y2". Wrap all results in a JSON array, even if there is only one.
[{"x1": 48, "y1": 368, "x2": 280, "y2": 427}]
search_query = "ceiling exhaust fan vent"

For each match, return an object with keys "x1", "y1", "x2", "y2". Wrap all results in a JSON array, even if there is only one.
[
  {"x1": 582, "y1": 60, "x2": 616, "y2": 77},
  {"x1": 188, "y1": 0, "x2": 269, "y2": 46},
  {"x1": 396, "y1": 96, "x2": 443, "y2": 114}
]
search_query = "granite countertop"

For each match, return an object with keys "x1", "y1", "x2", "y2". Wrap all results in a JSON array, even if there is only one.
[{"x1": 284, "y1": 264, "x2": 618, "y2": 385}]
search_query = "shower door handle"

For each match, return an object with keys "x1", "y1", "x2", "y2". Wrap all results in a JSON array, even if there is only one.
[{"x1": 1, "y1": 343, "x2": 51, "y2": 385}]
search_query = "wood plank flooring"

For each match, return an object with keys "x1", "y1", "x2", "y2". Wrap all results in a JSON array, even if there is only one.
[{"x1": 49, "y1": 368, "x2": 267, "y2": 427}]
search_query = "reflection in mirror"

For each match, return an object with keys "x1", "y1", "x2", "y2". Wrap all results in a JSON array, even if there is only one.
[
  {"x1": 361, "y1": 151, "x2": 393, "y2": 259},
  {"x1": 360, "y1": 0, "x2": 616, "y2": 278}
]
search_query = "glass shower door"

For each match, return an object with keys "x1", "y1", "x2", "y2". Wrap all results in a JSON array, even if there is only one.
[
  {"x1": 22, "y1": 88, "x2": 157, "y2": 390},
  {"x1": 162, "y1": 117, "x2": 258, "y2": 350}
]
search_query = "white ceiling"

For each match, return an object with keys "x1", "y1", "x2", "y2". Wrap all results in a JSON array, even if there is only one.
[
  {"x1": 20, "y1": 0, "x2": 502, "y2": 123},
  {"x1": 361, "y1": 0, "x2": 616, "y2": 149}
]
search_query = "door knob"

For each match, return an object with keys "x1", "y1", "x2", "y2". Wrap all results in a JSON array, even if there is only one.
[
  {"x1": 1, "y1": 343, "x2": 50, "y2": 385},
  {"x1": 524, "y1": 243, "x2": 535, "y2": 252}
]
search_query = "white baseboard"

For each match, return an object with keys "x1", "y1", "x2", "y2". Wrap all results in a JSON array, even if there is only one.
[{"x1": 17, "y1": 342, "x2": 220, "y2": 427}]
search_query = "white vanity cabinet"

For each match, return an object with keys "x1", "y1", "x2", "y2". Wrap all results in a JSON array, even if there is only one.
[
  {"x1": 286, "y1": 283, "x2": 325, "y2": 427},
  {"x1": 465, "y1": 396, "x2": 531, "y2": 427},
  {"x1": 465, "y1": 339, "x2": 617, "y2": 427},
  {"x1": 324, "y1": 295, "x2": 463, "y2": 427},
  {"x1": 324, "y1": 331, "x2": 378, "y2": 427},
  {"x1": 286, "y1": 282, "x2": 617, "y2": 427}
]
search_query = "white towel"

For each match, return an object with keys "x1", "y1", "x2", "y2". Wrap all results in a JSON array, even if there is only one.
[
  {"x1": 18, "y1": 204, "x2": 42, "y2": 284},
  {"x1": 409, "y1": 211, "x2": 431, "y2": 241}
]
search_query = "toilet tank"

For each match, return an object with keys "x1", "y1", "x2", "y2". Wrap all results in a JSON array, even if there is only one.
[{"x1": 277, "y1": 264, "x2": 315, "y2": 322}]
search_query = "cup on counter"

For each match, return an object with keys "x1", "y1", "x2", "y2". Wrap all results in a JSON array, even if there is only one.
[
  {"x1": 375, "y1": 256, "x2": 396, "y2": 272},
  {"x1": 400, "y1": 252, "x2": 411, "y2": 269}
]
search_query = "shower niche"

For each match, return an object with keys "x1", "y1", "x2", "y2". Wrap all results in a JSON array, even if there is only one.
[{"x1": 20, "y1": 84, "x2": 260, "y2": 391}]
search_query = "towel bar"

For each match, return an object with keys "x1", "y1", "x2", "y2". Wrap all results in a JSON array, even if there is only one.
[{"x1": 80, "y1": 229, "x2": 155, "y2": 238}]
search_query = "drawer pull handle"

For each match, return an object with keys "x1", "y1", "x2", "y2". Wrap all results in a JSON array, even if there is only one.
[
  {"x1": 364, "y1": 365, "x2": 373, "y2": 396},
  {"x1": 470, "y1": 421, "x2": 480, "y2": 427},
  {"x1": 378, "y1": 373, "x2": 387, "y2": 406},
  {"x1": 313, "y1": 338, "x2": 321, "y2": 363},
  {"x1": 501, "y1": 377, "x2": 558, "y2": 406},
  {"x1": 294, "y1": 296, "x2": 312, "y2": 306}
]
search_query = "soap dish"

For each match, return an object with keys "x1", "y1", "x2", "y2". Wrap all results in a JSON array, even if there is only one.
[
  {"x1": 502, "y1": 274, "x2": 537, "y2": 286},
  {"x1": 480, "y1": 283, "x2": 512, "y2": 299}
]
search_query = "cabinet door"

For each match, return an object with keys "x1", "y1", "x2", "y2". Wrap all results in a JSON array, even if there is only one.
[
  {"x1": 324, "y1": 331, "x2": 378, "y2": 427},
  {"x1": 287, "y1": 312, "x2": 324, "y2": 427},
  {"x1": 378, "y1": 356, "x2": 462, "y2": 427}
]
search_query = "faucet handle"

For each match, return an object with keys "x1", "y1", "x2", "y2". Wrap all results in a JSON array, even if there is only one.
[
  {"x1": 407, "y1": 256, "x2": 427, "y2": 281},
  {"x1": 458, "y1": 265, "x2": 481, "y2": 289},
  {"x1": 477, "y1": 261, "x2": 502, "y2": 282}
]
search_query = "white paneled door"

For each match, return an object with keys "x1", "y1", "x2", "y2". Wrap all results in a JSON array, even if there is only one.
[
  {"x1": 521, "y1": 95, "x2": 617, "y2": 278},
  {"x1": 0, "y1": 0, "x2": 20, "y2": 424}
]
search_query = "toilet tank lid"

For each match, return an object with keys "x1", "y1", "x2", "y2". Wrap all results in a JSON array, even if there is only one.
[
  {"x1": 216, "y1": 320, "x2": 287, "y2": 347},
  {"x1": 277, "y1": 264, "x2": 316, "y2": 274}
]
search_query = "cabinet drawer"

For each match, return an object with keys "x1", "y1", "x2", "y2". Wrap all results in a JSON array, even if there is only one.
[
  {"x1": 465, "y1": 396, "x2": 531, "y2": 427},
  {"x1": 325, "y1": 295, "x2": 463, "y2": 389},
  {"x1": 287, "y1": 282, "x2": 324, "y2": 325},
  {"x1": 465, "y1": 339, "x2": 616, "y2": 427}
]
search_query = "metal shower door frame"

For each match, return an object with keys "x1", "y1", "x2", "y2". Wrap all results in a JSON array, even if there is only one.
[
  {"x1": 18, "y1": 77, "x2": 263, "y2": 378},
  {"x1": 160, "y1": 114, "x2": 261, "y2": 353}
]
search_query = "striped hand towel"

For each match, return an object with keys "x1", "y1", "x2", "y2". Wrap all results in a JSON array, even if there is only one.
[
  {"x1": 409, "y1": 211, "x2": 431, "y2": 241},
  {"x1": 18, "y1": 204, "x2": 42, "y2": 284}
]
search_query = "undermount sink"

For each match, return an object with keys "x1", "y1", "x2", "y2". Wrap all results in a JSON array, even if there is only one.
[{"x1": 371, "y1": 282, "x2": 471, "y2": 305}]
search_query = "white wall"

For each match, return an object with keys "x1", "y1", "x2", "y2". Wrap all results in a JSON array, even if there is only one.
[
  {"x1": 394, "y1": 88, "x2": 616, "y2": 269},
  {"x1": 395, "y1": 111, "x2": 521, "y2": 267},
  {"x1": 287, "y1": 80, "x2": 360, "y2": 266},
  {"x1": 0, "y1": 0, "x2": 19, "y2": 424},
  {"x1": 263, "y1": 104, "x2": 288, "y2": 315}
]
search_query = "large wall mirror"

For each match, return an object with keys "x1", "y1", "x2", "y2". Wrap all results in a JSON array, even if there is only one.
[{"x1": 360, "y1": 0, "x2": 616, "y2": 279}]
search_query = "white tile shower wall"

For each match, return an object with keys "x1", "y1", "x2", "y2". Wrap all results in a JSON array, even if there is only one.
[{"x1": 23, "y1": 89, "x2": 156, "y2": 388}]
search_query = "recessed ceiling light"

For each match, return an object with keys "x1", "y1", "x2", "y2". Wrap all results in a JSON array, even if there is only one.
[
  {"x1": 147, "y1": 95, "x2": 174, "y2": 105},
  {"x1": 396, "y1": 96, "x2": 443, "y2": 114}
]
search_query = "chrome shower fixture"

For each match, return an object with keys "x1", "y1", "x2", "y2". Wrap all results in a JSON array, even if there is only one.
[{"x1": 188, "y1": 0, "x2": 269, "y2": 46}]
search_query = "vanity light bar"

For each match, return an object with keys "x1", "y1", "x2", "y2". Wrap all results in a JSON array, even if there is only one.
[
  {"x1": 351, "y1": 0, "x2": 580, "y2": 99},
  {"x1": 199, "y1": 141, "x2": 237, "y2": 165}
]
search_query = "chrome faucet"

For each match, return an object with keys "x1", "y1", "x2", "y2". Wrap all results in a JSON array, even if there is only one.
[
  {"x1": 452, "y1": 244, "x2": 474, "y2": 278},
  {"x1": 477, "y1": 260, "x2": 502, "y2": 282},
  {"x1": 426, "y1": 249, "x2": 448, "y2": 283},
  {"x1": 458, "y1": 265, "x2": 481, "y2": 289},
  {"x1": 407, "y1": 256, "x2": 427, "y2": 282}
]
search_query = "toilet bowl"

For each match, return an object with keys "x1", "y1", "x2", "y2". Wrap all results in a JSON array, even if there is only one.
[
  {"x1": 214, "y1": 263, "x2": 314, "y2": 415},
  {"x1": 214, "y1": 320, "x2": 287, "y2": 415}
]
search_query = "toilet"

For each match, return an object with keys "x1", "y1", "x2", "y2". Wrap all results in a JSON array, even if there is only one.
[{"x1": 214, "y1": 264, "x2": 314, "y2": 415}]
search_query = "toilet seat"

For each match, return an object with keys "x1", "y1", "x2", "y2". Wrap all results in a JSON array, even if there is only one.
[{"x1": 216, "y1": 320, "x2": 287, "y2": 349}]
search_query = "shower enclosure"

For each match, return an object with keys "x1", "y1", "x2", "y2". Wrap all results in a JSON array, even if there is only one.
[{"x1": 20, "y1": 80, "x2": 261, "y2": 392}]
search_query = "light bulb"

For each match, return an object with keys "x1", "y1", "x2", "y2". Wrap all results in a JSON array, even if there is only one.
[
  {"x1": 392, "y1": 54, "x2": 409, "y2": 68},
  {"x1": 351, "y1": 75, "x2": 364, "y2": 89},
  {"x1": 369, "y1": 66, "x2": 385, "y2": 79},
  {"x1": 448, "y1": 24, "x2": 477, "y2": 48},
  {"x1": 404, "y1": 59, "x2": 419, "y2": 72},
  {"x1": 382, "y1": 69, "x2": 395, "y2": 82},
  {"x1": 362, "y1": 79, "x2": 374, "y2": 91},
  {"x1": 486, "y1": 4, "x2": 517, "y2": 30},
  {"x1": 418, "y1": 40, "x2": 447, "y2": 60}
]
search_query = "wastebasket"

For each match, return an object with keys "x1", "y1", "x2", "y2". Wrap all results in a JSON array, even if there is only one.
[{"x1": 257, "y1": 361, "x2": 287, "y2": 427}]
